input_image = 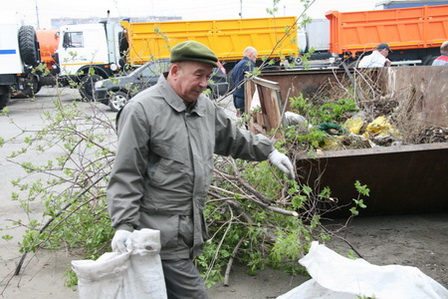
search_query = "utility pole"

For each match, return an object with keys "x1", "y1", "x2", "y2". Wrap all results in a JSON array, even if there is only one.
[
  {"x1": 35, "y1": 0, "x2": 40, "y2": 28},
  {"x1": 239, "y1": 0, "x2": 242, "y2": 18}
]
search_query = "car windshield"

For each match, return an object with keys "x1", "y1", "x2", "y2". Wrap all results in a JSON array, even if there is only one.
[{"x1": 129, "y1": 59, "x2": 170, "y2": 78}]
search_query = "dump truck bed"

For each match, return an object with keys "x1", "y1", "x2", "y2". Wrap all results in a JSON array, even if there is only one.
[
  {"x1": 326, "y1": 4, "x2": 448, "y2": 55},
  {"x1": 122, "y1": 16, "x2": 298, "y2": 66}
]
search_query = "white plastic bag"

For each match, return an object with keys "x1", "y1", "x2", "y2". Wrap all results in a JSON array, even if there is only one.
[
  {"x1": 71, "y1": 228, "x2": 167, "y2": 299},
  {"x1": 278, "y1": 241, "x2": 448, "y2": 299}
]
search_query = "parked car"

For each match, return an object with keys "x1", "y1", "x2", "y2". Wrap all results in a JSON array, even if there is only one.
[{"x1": 94, "y1": 59, "x2": 229, "y2": 112}]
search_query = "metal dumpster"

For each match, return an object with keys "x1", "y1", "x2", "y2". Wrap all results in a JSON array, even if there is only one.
[{"x1": 245, "y1": 66, "x2": 448, "y2": 216}]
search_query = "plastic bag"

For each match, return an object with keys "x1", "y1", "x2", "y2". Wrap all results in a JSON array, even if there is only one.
[
  {"x1": 277, "y1": 241, "x2": 448, "y2": 299},
  {"x1": 71, "y1": 228, "x2": 167, "y2": 299},
  {"x1": 362, "y1": 116, "x2": 401, "y2": 139},
  {"x1": 343, "y1": 116, "x2": 365, "y2": 135}
]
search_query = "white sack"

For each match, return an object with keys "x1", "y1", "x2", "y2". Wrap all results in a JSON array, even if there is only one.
[
  {"x1": 250, "y1": 85, "x2": 261, "y2": 111},
  {"x1": 278, "y1": 241, "x2": 448, "y2": 299},
  {"x1": 71, "y1": 228, "x2": 167, "y2": 299}
]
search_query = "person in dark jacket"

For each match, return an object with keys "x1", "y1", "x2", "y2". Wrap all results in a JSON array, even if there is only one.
[
  {"x1": 107, "y1": 41, "x2": 294, "y2": 299},
  {"x1": 231, "y1": 46, "x2": 258, "y2": 116},
  {"x1": 432, "y1": 41, "x2": 448, "y2": 66}
]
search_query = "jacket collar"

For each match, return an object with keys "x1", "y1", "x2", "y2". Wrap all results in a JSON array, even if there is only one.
[{"x1": 158, "y1": 74, "x2": 206, "y2": 117}]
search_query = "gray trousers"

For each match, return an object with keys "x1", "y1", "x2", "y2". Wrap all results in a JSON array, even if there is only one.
[{"x1": 162, "y1": 259, "x2": 208, "y2": 299}]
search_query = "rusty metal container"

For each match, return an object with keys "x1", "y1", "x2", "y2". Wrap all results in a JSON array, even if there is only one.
[{"x1": 246, "y1": 66, "x2": 448, "y2": 216}]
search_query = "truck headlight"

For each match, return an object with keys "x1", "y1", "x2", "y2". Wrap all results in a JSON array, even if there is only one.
[{"x1": 110, "y1": 64, "x2": 118, "y2": 71}]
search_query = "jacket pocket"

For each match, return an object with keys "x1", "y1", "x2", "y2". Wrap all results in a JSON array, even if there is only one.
[
  {"x1": 149, "y1": 142, "x2": 189, "y2": 185},
  {"x1": 139, "y1": 213, "x2": 179, "y2": 249}
]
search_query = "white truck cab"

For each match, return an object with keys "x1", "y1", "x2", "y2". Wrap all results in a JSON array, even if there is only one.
[
  {"x1": 0, "y1": 12, "x2": 41, "y2": 110},
  {"x1": 54, "y1": 21, "x2": 123, "y2": 100}
]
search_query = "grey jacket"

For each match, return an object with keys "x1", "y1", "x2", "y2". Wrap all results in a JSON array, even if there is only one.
[{"x1": 107, "y1": 74, "x2": 273, "y2": 259}]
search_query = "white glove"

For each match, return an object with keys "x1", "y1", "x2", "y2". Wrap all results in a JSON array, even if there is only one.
[
  {"x1": 111, "y1": 229, "x2": 132, "y2": 253},
  {"x1": 268, "y1": 149, "x2": 295, "y2": 180}
]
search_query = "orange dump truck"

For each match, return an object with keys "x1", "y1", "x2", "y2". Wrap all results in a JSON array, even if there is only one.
[
  {"x1": 325, "y1": 4, "x2": 448, "y2": 64},
  {"x1": 121, "y1": 16, "x2": 298, "y2": 71}
]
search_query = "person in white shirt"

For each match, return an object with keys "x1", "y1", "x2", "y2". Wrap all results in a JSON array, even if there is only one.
[
  {"x1": 432, "y1": 41, "x2": 448, "y2": 66},
  {"x1": 358, "y1": 43, "x2": 392, "y2": 68}
]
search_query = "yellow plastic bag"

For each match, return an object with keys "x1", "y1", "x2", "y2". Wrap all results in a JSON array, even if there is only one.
[
  {"x1": 343, "y1": 117, "x2": 365, "y2": 135},
  {"x1": 362, "y1": 116, "x2": 401, "y2": 139}
]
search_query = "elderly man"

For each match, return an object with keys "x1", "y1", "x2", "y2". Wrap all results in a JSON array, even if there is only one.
[
  {"x1": 107, "y1": 41, "x2": 294, "y2": 298},
  {"x1": 358, "y1": 43, "x2": 392, "y2": 68},
  {"x1": 432, "y1": 41, "x2": 448, "y2": 66},
  {"x1": 231, "y1": 46, "x2": 258, "y2": 115}
]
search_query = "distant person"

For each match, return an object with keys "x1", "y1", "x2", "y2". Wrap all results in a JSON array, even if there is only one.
[
  {"x1": 432, "y1": 41, "x2": 448, "y2": 66},
  {"x1": 231, "y1": 46, "x2": 258, "y2": 116},
  {"x1": 358, "y1": 43, "x2": 392, "y2": 68}
]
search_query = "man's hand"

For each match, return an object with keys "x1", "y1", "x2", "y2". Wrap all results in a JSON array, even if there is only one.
[
  {"x1": 268, "y1": 149, "x2": 295, "y2": 180},
  {"x1": 111, "y1": 230, "x2": 132, "y2": 253}
]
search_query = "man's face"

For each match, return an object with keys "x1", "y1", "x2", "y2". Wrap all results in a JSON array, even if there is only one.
[
  {"x1": 248, "y1": 51, "x2": 258, "y2": 62},
  {"x1": 379, "y1": 48, "x2": 389, "y2": 57},
  {"x1": 169, "y1": 61, "x2": 214, "y2": 103}
]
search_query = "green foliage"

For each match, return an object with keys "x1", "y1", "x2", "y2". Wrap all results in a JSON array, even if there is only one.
[
  {"x1": 65, "y1": 270, "x2": 78, "y2": 289},
  {"x1": 0, "y1": 107, "x2": 9, "y2": 115},
  {"x1": 2, "y1": 96, "x2": 116, "y2": 286},
  {"x1": 291, "y1": 126, "x2": 327, "y2": 150},
  {"x1": 198, "y1": 150, "x2": 370, "y2": 287},
  {"x1": 2, "y1": 234, "x2": 13, "y2": 241},
  {"x1": 290, "y1": 94, "x2": 358, "y2": 124},
  {"x1": 284, "y1": 94, "x2": 359, "y2": 151},
  {"x1": 350, "y1": 181, "x2": 370, "y2": 216},
  {"x1": 266, "y1": 0, "x2": 281, "y2": 16}
]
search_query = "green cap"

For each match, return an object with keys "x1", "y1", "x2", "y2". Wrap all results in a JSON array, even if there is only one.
[{"x1": 170, "y1": 41, "x2": 218, "y2": 67}]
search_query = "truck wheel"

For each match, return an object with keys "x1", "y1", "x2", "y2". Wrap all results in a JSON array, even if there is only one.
[
  {"x1": 119, "y1": 31, "x2": 129, "y2": 56},
  {"x1": 19, "y1": 26, "x2": 40, "y2": 67},
  {"x1": 17, "y1": 76, "x2": 40, "y2": 98},
  {"x1": 108, "y1": 91, "x2": 129, "y2": 112},
  {"x1": 0, "y1": 88, "x2": 11, "y2": 110},
  {"x1": 35, "y1": 82, "x2": 43, "y2": 94},
  {"x1": 79, "y1": 75, "x2": 102, "y2": 101}
]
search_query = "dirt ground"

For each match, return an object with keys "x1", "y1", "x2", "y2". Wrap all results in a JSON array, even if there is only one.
[
  {"x1": 1, "y1": 89, "x2": 447, "y2": 298},
  {"x1": 1, "y1": 213, "x2": 447, "y2": 298}
]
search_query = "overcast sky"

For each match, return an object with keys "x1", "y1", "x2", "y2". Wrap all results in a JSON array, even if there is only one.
[{"x1": 5, "y1": 0, "x2": 381, "y2": 29}]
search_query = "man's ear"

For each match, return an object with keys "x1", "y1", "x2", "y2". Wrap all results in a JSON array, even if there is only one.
[{"x1": 169, "y1": 64, "x2": 181, "y2": 77}]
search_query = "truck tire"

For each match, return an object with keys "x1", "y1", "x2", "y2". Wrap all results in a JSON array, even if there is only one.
[
  {"x1": 119, "y1": 31, "x2": 129, "y2": 56},
  {"x1": 0, "y1": 88, "x2": 11, "y2": 110},
  {"x1": 35, "y1": 81, "x2": 43, "y2": 94},
  {"x1": 118, "y1": 32, "x2": 129, "y2": 69},
  {"x1": 108, "y1": 91, "x2": 129, "y2": 112},
  {"x1": 18, "y1": 26, "x2": 40, "y2": 67},
  {"x1": 18, "y1": 76, "x2": 40, "y2": 98},
  {"x1": 79, "y1": 75, "x2": 102, "y2": 101}
]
